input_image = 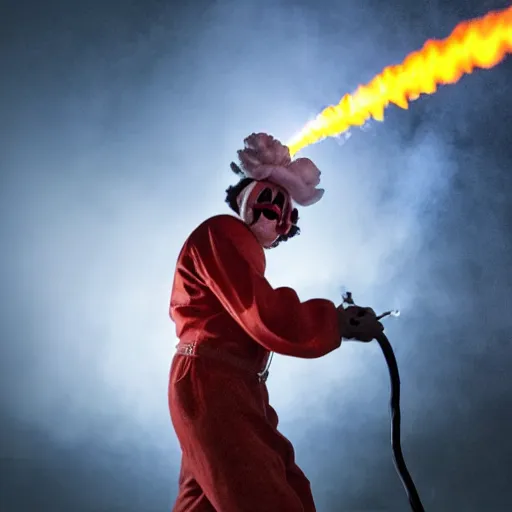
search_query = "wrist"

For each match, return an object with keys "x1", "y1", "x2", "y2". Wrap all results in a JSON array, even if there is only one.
[{"x1": 337, "y1": 307, "x2": 351, "y2": 339}]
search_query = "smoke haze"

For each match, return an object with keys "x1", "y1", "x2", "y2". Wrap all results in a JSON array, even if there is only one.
[{"x1": 1, "y1": 0, "x2": 511, "y2": 510}]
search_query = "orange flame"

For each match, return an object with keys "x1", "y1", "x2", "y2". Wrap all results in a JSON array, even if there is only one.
[{"x1": 287, "y1": 6, "x2": 512, "y2": 156}]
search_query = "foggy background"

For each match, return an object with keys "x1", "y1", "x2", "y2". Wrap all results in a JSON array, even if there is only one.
[{"x1": 1, "y1": 0, "x2": 511, "y2": 510}]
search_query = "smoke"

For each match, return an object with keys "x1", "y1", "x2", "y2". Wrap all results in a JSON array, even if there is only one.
[{"x1": 1, "y1": 0, "x2": 511, "y2": 510}]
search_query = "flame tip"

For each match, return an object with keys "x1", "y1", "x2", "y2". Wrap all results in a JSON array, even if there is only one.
[{"x1": 289, "y1": 5, "x2": 512, "y2": 153}]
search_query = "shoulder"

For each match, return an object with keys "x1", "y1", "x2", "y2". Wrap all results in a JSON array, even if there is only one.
[
  {"x1": 187, "y1": 214, "x2": 264, "y2": 269},
  {"x1": 199, "y1": 214, "x2": 247, "y2": 230},
  {"x1": 190, "y1": 214, "x2": 253, "y2": 243}
]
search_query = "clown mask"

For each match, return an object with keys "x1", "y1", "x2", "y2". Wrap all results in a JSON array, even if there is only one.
[{"x1": 236, "y1": 180, "x2": 295, "y2": 248}]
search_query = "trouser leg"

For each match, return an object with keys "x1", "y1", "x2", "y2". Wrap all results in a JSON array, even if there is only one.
[{"x1": 172, "y1": 455, "x2": 216, "y2": 512}]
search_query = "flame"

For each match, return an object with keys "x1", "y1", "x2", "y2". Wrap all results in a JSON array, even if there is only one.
[{"x1": 287, "y1": 6, "x2": 512, "y2": 156}]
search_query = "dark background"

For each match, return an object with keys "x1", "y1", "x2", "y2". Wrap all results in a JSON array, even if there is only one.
[{"x1": 1, "y1": 0, "x2": 511, "y2": 510}]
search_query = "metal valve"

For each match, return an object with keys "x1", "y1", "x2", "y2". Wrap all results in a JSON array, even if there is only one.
[{"x1": 342, "y1": 291, "x2": 400, "y2": 321}]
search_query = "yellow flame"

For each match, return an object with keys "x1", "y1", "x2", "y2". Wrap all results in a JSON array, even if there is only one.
[{"x1": 287, "y1": 6, "x2": 512, "y2": 156}]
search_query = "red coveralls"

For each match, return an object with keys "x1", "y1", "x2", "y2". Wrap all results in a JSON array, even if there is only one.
[{"x1": 169, "y1": 214, "x2": 341, "y2": 511}]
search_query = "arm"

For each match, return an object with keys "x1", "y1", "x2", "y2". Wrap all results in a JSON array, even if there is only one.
[{"x1": 191, "y1": 216, "x2": 342, "y2": 358}]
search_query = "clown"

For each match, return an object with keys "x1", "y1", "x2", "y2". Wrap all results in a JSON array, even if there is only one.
[{"x1": 168, "y1": 133, "x2": 383, "y2": 511}]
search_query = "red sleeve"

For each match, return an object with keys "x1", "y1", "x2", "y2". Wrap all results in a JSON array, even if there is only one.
[{"x1": 190, "y1": 216, "x2": 342, "y2": 358}]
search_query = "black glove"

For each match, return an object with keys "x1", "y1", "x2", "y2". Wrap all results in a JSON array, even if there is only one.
[{"x1": 337, "y1": 305, "x2": 384, "y2": 342}]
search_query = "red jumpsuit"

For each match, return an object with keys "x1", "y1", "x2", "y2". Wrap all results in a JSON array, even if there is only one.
[{"x1": 169, "y1": 214, "x2": 341, "y2": 511}]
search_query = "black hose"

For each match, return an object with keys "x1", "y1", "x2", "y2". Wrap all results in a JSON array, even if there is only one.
[{"x1": 376, "y1": 333, "x2": 425, "y2": 512}]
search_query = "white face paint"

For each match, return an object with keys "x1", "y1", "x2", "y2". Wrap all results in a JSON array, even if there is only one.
[{"x1": 236, "y1": 180, "x2": 294, "y2": 248}]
